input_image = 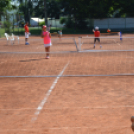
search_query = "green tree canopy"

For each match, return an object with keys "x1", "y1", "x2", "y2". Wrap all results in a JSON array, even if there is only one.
[{"x1": 0, "y1": 0, "x2": 11, "y2": 12}]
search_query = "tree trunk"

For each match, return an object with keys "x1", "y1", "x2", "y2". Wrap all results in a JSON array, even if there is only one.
[{"x1": 44, "y1": 0, "x2": 47, "y2": 26}]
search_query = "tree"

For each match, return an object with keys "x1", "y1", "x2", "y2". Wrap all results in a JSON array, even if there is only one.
[
  {"x1": 0, "y1": 0, "x2": 11, "y2": 12},
  {"x1": 19, "y1": 0, "x2": 34, "y2": 22},
  {"x1": 34, "y1": 0, "x2": 61, "y2": 24},
  {"x1": 118, "y1": 0, "x2": 134, "y2": 17}
]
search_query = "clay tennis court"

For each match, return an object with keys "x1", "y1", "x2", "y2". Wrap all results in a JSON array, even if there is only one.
[{"x1": 0, "y1": 34, "x2": 134, "y2": 134}]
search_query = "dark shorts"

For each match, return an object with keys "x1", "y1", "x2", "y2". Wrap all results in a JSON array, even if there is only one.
[{"x1": 94, "y1": 38, "x2": 100, "y2": 43}]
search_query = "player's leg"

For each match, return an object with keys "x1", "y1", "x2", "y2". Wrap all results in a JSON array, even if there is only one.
[
  {"x1": 94, "y1": 38, "x2": 96, "y2": 48},
  {"x1": 25, "y1": 32, "x2": 29, "y2": 45},
  {"x1": 45, "y1": 46, "x2": 50, "y2": 59},
  {"x1": 98, "y1": 38, "x2": 102, "y2": 48},
  {"x1": 60, "y1": 34, "x2": 62, "y2": 40},
  {"x1": 25, "y1": 38, "x2": 27, "y2": 44}
]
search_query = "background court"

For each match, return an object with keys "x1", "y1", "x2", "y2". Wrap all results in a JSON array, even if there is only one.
[{"x1": 0, "y1": 34, "x2": 134, "y2": 134}]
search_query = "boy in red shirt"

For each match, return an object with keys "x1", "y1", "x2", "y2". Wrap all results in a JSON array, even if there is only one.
[
  {"x1": 24, "y1": 22, "x2": 30, "y2": 45},
  {"x1": 92, "y1": 26, "x2": 102, "y2": 49}
]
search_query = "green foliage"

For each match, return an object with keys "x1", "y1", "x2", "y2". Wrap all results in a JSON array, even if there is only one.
[
  {"x1": 119, "y1": 0, "x2": 134, "y2": 17},
  {"x1": 19, "y1": 0, "x2": 34, "y2": 22},
  {"x1": 34, "y1": 0, "x2": 61, "y2": 19},
  {"x1": 17, "y1": 0, "x2": 134, "y2": 31},
  {"x1": 65, "y1": 18, "x2": 74, "y2": 28},
  {"x1": 0, "y1": 0, "x2": 17, "y2": 13},
  {"x1": 19, "y1": 20, "x2": 25, "y2": 27},
  {"x1": 0, "y1": 0, "x2": 10, "y2": 11},
  {"x1": 39, "y1": 21, "x2": 45, "y2": 27},
  {"x1": 60, "y1": 17, "x2": 66, "y2": 24},
  {"x1": 75, "y1": 20, "x2": 88, "y2": 29},
  {"x1": 4, "y1": 21, "x2": 12, "y2": 33}
]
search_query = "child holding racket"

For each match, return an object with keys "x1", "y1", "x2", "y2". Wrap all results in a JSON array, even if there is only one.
[
  {"x1": 92, "y1": 26, "x2": 102, "y2": 49},
  {"x1": 58, "y1": 30, "x2": 62, "y2": 40},
  {"x1": 24, "y1": 22, "x2": 30, "y2": 45},
  {"x1": 41, "y1": 25, "x2": 52, "y2": 59}
]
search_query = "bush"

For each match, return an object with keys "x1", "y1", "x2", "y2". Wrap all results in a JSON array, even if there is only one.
[
  {"x1": 75, "y1": 19, "x2": 88, "y2": 29},
  {"x1": 65, "y1": 17, "x2": 74, "y2": 28},
  {"x1": 4, "y1": 21, "x2": 12, "y2": 33},
  {"x1": 19, "y1": 20, "x2": 25, "y2": 27},
  {"x1": 39, "y1": 21, "x2": 45, "y2": 27},
  {"x1": 60, "y1": 17, "x2": 66, "y2": 24}
]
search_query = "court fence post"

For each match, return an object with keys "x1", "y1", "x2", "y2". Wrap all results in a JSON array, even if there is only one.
[{"x1": 78, "y1": 37, "x2": 82, "y2": 51}]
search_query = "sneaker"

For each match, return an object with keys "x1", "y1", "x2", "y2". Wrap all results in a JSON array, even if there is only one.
[
  {"x1": 100, "y1": 45, "x2": 102, "y2": 49},
  {"x1": 25, "y1": 43, "x2": 29, "y2": 45},
  {"x1": 45, "y1": 56, "x2": 50, "y2": 59}
]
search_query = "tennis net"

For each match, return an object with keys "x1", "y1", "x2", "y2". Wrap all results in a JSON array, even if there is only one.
[
  {"x1": 78, "y1": 37, "x2": 134, "y2": 51},
  {"x1": 0, "y1": 37, "x2": 79, "y2": 52},
  {"x1": 0, "y1": 36, "x2": 134, "y2": 77},
  {"x1": 0, "y1": 50, "x2": 134, "y2": 77}
]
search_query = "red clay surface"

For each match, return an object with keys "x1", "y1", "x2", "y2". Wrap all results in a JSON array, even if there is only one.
[{"x1": 0, "y1": 34, "x2": 134, "y2": 134}]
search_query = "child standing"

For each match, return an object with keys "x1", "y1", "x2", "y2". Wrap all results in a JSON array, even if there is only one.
[
  {"x1": 58, "y1": 30, "x2": 62, "y2": 40},
  {"x1": 92, "y1": 26, "x2": 102, "y2": 49},
  {"x1": 41, "y1": 25, "x2": 52, "y2": 59},
  {"x1": 24, "y1": 22, "x2": 30, "y2": 45}
]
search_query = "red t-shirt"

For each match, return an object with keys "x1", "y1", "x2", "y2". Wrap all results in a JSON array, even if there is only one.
[
  {"x1": 94, "y1": 30, "x2": 100, "y2": 37},
  {"x1": 24, "y1": 24, "x2": 29, "y2": 32},
  {"x1": 107, "y1": 29, "x2": 111, "y2": 32}
]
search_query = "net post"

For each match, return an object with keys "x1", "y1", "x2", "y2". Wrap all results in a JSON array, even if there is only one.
[
  {"x1": 78, "y1": 37, "x2": 82, "y2": 51},
  {"x1": 73, "y1": 38, "x2": 79, "y2": 52},
  {"x1": 119, "y1": 31, "x2": 122, "y2": 41}
]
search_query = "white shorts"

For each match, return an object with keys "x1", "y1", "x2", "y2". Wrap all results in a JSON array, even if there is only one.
[
  {"x1": 25, "y1": 32, "x2": 30, "y2": 38},
  {"x1": 44, "y1": 42, "x2": 52, "y2": 48}
]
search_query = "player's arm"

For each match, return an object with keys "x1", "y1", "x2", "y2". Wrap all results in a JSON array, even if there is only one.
[
  {"x1": 41, "y1": 32, "x2": 48, "y2": 38},
  {"x1": 92, "y1": 29, "x2": 95, "y2": 32},
  {"x1": 49, "y1": 32, "x2": 51, "y2": 38}
]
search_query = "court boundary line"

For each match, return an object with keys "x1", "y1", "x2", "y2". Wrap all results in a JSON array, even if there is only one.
[
  {"x1": 1, "y1": 73, "x2": 134, "y2": 78},
  {"x1": 0, "y1": 126, "x2": 130, "y2": 131},
  {"x1": 31, "y1": 62, "x2": 69, "y2": 122},
  {"x1": 113, "y1": 39, "x2": 120, "y2": 45},
  {"x1": 1, "y1": 105, "x2": 134, "y2": 111},
  {"x1": 0, "y1": 49, "x2": 134, "y2": 54}
]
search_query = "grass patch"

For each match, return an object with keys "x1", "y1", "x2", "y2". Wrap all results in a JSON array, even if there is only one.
[{"x1": 0, "y1": 28, "x2": 5, "y2": 37}]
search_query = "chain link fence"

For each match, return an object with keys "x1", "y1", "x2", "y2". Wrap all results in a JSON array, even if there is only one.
[{"x1": 1, "y1": 15, "x2": 134, "y2": 38}]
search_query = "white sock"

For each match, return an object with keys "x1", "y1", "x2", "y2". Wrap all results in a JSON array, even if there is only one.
[{"x1": 94, "y1": 44, "x2": 95, "y2": 46}]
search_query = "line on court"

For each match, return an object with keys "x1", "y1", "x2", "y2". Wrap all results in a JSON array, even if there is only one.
[
  {"x1": 1, "y1": 73, "x2": 134, "y2": 78},
  {"x1": 113, "y1": 39, "x2": 120, "y2": 45},
  {"x1": 0, "y1": 126, "x2": 130, "y2": 131},
  {"x1": 79, "y1": 49, "x2": 134, "y2": 53},
  {"x1": 1, "y1": 105, "x2": 134, "y2": 111},
  {"x1": 126, "y1": 57, "x2": 134, "y2": 58},
  {"x1": 31, "y1": 62, "x2": 69, "y2": 122},
  {"x1": 1, "y1": 49, "x2": 134, "y2": 55}
]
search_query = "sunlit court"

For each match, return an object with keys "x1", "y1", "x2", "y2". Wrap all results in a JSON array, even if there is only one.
[{"x1": 0, "y1": 33, "x2": 134, "y2": 134}]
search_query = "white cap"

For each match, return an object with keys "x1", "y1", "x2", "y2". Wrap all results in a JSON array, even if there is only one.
[{"x1": 95, "y1": 26, "x2": 99, "y2": 30}]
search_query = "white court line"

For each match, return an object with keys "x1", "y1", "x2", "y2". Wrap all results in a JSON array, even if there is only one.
[
  {"x1": 31, "y1": 62, "x2": 69, "y2": 122},
  {"x1": 113, "y1": 39, "x2": 120, "y2": 45},
  {"x1": 1, "y1": 105, "x2": 134, "y2": 111},
  {"x1": 126, "y1": 57, "x2": 134, "y2": 58},
  {"x1": 0, "y1": 126, "x2": 130, "y2": 131}
]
